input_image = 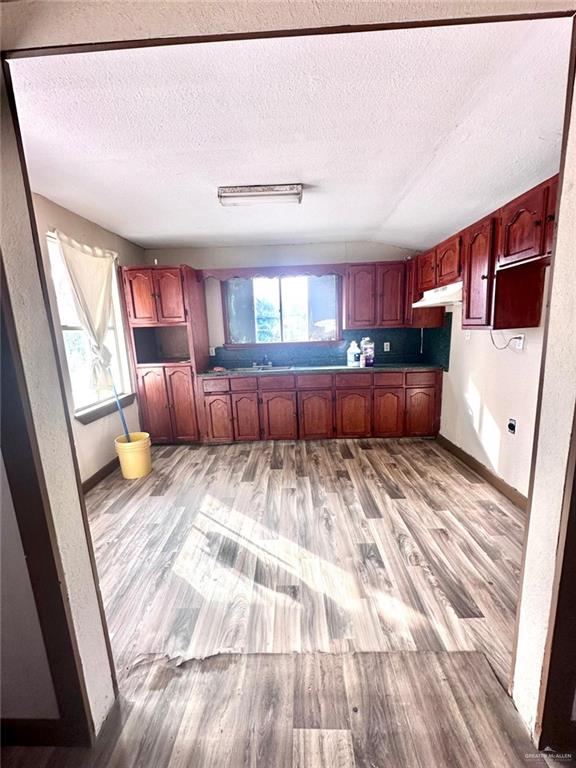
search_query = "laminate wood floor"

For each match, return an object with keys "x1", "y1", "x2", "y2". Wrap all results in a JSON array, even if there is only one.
[{"x1": 3, "y1": 438, "x2": 536, "y2": 767}]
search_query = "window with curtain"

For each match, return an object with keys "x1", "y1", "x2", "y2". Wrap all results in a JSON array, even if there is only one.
[
  {"x1": 223, "y1": 274, "x2": 341, "y2": 344},
  {"x1": 46, "y1": 234, "x2": 132, "y2": 413}
]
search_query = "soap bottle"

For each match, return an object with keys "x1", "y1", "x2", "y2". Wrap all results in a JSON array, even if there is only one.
[{"x1": 347, "y1": 340, "x2": 360, "y2": 368}]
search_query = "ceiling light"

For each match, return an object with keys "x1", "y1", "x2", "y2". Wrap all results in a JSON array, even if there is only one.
[{"x1": 218, "y1": 184, "x2": 303, "y2": 206}]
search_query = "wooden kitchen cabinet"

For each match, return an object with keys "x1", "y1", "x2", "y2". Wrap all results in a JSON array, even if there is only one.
[
  {"x1": 260, "y1": 392, "x2": 298, "y2": 440},
  {"x1": 137, "y1": 367, "x2": 173, "y2": 443},
  {"x1": 436, "y1": 235, "x2": 461, "y2": 286},
  {"x1": 498, "y1": 184, "x2": 547, "y2": 266},
  {"x1": 418, "y1": 250, "x2": 437, "y2": 293},
  {"x1": 376, "y1": 262, "x2": 405, "y2": 326},
  {"x1": 346, "y1": 264, "x2": 376, "y2": 328},
  {"x1": 153, "y1": 268, "x2": 186, "y2": 323},
  {"x1": 298, "y1": 390, "x2": 334, "y2": 439},
  {"x1": 462, "y1": 216, "x2": 495, "y2": 328},
  {"x1": 404, "y1": 258, "x2": 445, "y2": 328},
  {"x1": 204, "y1": 394, "x2": 234, "y2": 442},
  {"x1": 405, "y1": 387, "x2": 436, "y2": 436},
  {"x1": 336, "y1": 390, "x2": 372, "y2": 438},
  {"x1": 544, "y1": 175, "x2": 559, "y2": 256},
  {"x1": 373, "y1": 387, "x2": 405, "y2": 437},
  {"x1": 231, "y1": 393, "x2": 261, "y2": 441},
  {"x1": 165, "y1": 366, "x2": 198, "y2": 441},
  {"x1": 123, "y1": 269, "x2": 157, "y2": 324}
]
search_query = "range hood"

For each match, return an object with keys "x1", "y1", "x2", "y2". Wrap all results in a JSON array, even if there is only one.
[{"x1": 412, "y1": 280, "x2": 463, "y2": 308}]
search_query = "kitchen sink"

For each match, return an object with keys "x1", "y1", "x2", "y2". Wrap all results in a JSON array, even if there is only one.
[{"x1": 232, "y1": 365, "x2": 293, "y2": 372}]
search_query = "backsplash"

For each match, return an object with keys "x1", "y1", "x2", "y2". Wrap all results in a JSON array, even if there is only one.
[{"x1": 210, "y1": 314, "x2": 451, "y2": 370}]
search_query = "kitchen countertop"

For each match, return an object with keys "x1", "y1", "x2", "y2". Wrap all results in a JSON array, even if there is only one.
[{"x1": 197, "y1": 363, "x2": 442, "y2": 377}]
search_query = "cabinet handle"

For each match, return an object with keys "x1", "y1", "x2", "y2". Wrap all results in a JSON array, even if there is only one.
[
  {"x1": 481, "y1": 274, "x2": 488, "y2": 280},
  {"x1": 534, "y1": 220, "x2": 542, "y2": 227},
  {"x1": 546, "y1": 214, "x2": 555, "y2": 222}
]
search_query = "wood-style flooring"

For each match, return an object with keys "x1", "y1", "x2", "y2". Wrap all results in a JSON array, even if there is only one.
[{"x1": 3, "y1": 438, "x2": 538, "y2": 767}]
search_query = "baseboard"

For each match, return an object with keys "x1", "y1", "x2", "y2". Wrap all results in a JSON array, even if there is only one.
[
  {"x1": 82, "y1": 456, "x2": 120, "y2": 494},
  {"x1": 1, "y1": 717, "x2": 92, "y2": 747},
  {"x1": 436, "y1": 434, "x2": 528, "y2": 511}
]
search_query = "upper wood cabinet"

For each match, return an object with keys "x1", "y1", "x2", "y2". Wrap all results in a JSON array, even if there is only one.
[
  {"x1": 462, "y1": 216, "x2": 495, "y2": 328},
  {"x1": 417, "y1": 250, "x2": 437, "y2": 293},
  {"x1": 260, "y1": 392, "x2": 298, "y2": 440},
  {"x1": 137, "y1": 367, "x2": 173, "y2": 443},
  {"x1": 165, "y1": 366, "x2": 198, "y2": 442},
  {"x1": 544, "y1": 175, "x2": 559, "y2": 256},
  {"x1": 498, "y1": 184, "x2": 547, "y2": 266},
  {"x1": 436, "y1": 235, "x2": 461, "y2": 286},
  {"x1": 375, "y1": 262, "x2": 405, "y2": 327},
  {"x1": 346, "y1": 264, "x2": 376, "y2": 328},
  {"x1": 123, "y1": 267, "x2": 186, "y2": 325},
  {"x1": 404, "y1": 259, "x2": 445, "y2": 328}
]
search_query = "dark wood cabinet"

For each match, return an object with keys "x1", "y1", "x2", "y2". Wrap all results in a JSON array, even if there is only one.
[
  {"x1": 336, "y1": 390, "x2": 372, "y2": 438},
  {"x1": 260, "y1": 392, "x2": 298, "y2": 440},
  {"x1": 492, "y1": 260, "x2": 546, "y2": 330},
  {"x1": 165, "y1": 366, "x2": 198, "y2": 441},
  {"x1": 204, "y1": 394, "x2": 234, "y2": 442},
  {"x1": 436, "y1": 235, "x2": 461, "y2": 286},
  {"x1": 298, "y1": 390, "x2": 334, "y2": 439},
  {"x1": 404, "y1": 258, "x2": 445, "y2": 328},
  {"x1": 545, "y1": 175, "x2": 559, "y2": 256},
  {"x1": 405, "y1": 387, "x2": 436, "y2": 437},
  {"x1": 346, "y1": 265, "x2": 376, "y2": 328},
  {"x1": 376, "y1": 262, "x2": 405, "y2": 327},
  {"x1": 373, "y1": 388, "x2": 405, "y2": 437},
  {"x1": 123, "y1": 269, "x2": 157, "y2": 324},
  {"x1": 153, "y1": 268, "x2": 186, "y2": 323},
  {"x1": 137, "y1": 367, "x2": 172, "y2": 443},
  {"x1": 231, "y1": 393, "x2": 260, "y2": 441},
  {"x1": 498, "y1": 185, "x2": 547, "y2": 266},
  {"x1": 462, "y1": 216, "x2": 494, "y2": 328},
  {"x1": 418, "y1": 250, "x2": 437, "y2": 293}
]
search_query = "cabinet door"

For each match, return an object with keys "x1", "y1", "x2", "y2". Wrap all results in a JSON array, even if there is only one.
[
  {"x1": 462, "y1": 217, "x2": 494, "y2": 328},
  {"x1": 260, "y1": 392, "x2": 298, "y2": 440},
  {"x1": 405, "y1": 387, "x2": 436, "y2": 436},
  {"x1": 373, "y1": 388, "x2": 405, "y2": 437},
  {"x1": 231, "y1": 393, "x2": 260, "y2": 441},
  {"x1": 346, "y1": 265, "x2": 376, "y2": 328},
  {"x1": 498, "y1": 185, "x2": 546, "y2": 266},
  {"x1": 123, "y1": 269, "x2": 157, "y2": 324},
  {"x1": 545, "y1": 175, "x2": 559, "y2": 256},
  {"x1": 204, "y1": 394, "x2": 234, "y2": 442},
  {"x1": 137, "y1": 367, "x2": 172, "y2": 443},
  {"x1": 298, "y1": 390, "x2": 334, "y2": 439},
  {"x1": 405, "y1": 259, "x2": 445, "y2": 328},
  {"x1": 376, "y1": 262, "x2": 405, "y2": 327},
  {"x1": 336, "y1": 390, "x2": 372, "y2": 438},
  {"x1": 153, "y1": 268, "x2": 186, "y2": 323},
  {"x1": 418, "y1": 250, "x2": 437, "y2": 292},
  {"x1": 436, "y1": 235, "x2": 461, "y2": 286},
  {"x1": 165, "y1": 366, "x2": 198, "y2": 441}
]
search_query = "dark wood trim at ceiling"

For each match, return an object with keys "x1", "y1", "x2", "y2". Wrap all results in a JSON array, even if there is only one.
[
  {"x1": 1, "y1": 261, "x2": 92, "y2": 746},
  {"x1": 82, "y1": 457, "x2": 120, "y2": 494},
  {"x1": 436, "y1": 434, "x2": 528, "y2": 511},
  {"x1": 2, "y1": 11, "x2": 575, "y2": 60}
]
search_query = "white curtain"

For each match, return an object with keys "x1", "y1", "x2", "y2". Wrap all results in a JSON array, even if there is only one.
[{"x1": 55, "y1": 230, "x2": 117, "y2": 392}]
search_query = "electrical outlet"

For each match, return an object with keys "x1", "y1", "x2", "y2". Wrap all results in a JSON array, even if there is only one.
[
  {"x1": 383, "y1": 342, "x2": 391, "y2": 352},
  {"x1": 508, "y1": 418, "x2": 517, "y2": 435},
  {"x1": 209, "y1": 346, "x2": 216, "y2": 357},
  {"x1": 465, "y1": 330, "x2": 471, "y2": 341},
  {"x1": 514, "y1": 334, "x2": 525, "y2": 351}
]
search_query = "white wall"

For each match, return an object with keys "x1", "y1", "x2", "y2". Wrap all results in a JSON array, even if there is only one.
[
  {"x1": 32, "y1": 194, "x2": 142, "y2": 482},
  {"x1": 1, "y1": 455, "x2": 59, "y2": 719},
  {"x1": 441, "y1": 303, "x2": 546, "y2": 497},
  {"x1": 146, "y1": 241, "x2": 414, "y2": 347}
]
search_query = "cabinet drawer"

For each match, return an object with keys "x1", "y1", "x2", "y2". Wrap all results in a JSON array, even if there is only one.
[
  {"x1": 374, "y1": 371, "x2": 404, "y2": 387},
  {"x1": 335, "y1": 372, "x2": 373, "y2": 388},
  {"x1": 296, "y1": 373, "x2": 333, "y2": 389},
  {"x1": 202, "y1": 377, "x2": 230, "y2": 393},
  {"x1": 259, "y1": 374, "x2": 295, "y2": 391},
  {"x1": 405, "y1": 371, "x2": 437, "y2": 387},
  {"x1": 230, "y1": 376, "x2": 258, "y2": 392}
]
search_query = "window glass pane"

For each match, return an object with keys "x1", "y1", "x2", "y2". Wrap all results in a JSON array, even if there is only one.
[
  {"x1": 308, "y1": 274, "x2": 338, "y2": 341},
  {"x1": 253, "y1": 277, "x2": 281, "y2": 343},
  {"x1": 47, "y1": 239, "x2": 81, "y2": 327},
  {"x1": 62, "y1": 328, "x2": 122, "y2": 410},
  {"x1": 226, "y1": 278, "x2": 256, "y2": 344},
  {"x1": 281, "y1": 276, "x2": 309, "y2": 342}
]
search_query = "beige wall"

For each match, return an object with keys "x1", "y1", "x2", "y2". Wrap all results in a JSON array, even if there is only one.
[
  {"x1": 441, "y1": 304, "x2": 546, "y2": 497},
  {"x1": 32, "y1": 194, "x2": 143, "y2": 482}
]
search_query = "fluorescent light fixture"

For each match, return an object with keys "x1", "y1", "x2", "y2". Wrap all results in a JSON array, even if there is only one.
[{"x1": 218, "y1": 184, "x2": 303, "y2": 206}]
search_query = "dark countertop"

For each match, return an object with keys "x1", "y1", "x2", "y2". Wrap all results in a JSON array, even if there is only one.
[{"x1": 197, "y1": 363, "x2": 442, "y2": 378}]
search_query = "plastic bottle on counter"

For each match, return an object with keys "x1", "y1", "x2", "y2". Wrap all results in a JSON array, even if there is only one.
[
  {"x1": 360, "y1": 337, "x2": 375, "y2": 367},
  {"x1": 347, "y1": 340, "x2": 361, "y2": 367}
]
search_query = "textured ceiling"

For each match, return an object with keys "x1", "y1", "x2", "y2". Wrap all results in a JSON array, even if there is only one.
[{"x1": 9, "y1": 18, "x2": 572, "y2": 249}]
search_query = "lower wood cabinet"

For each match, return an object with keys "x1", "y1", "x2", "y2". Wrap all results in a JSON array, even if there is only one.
[
  {"x1": 373, "y1": 387, "x2": 405, "y2": 437},
  {"x1": 298, "y1": 390, "x2": 334, "y2": 439},
  {"x1": 165, "y1": 366, "x2": 198, "y2": 441},
  {"x1": 137, "y1": 367, "x2": 173, "y2": 443},
  {"x1": 231, "y1": 392, "x2": 260, "y2": 441},
  {"x1": 260, "y1": 391, "x2": 298, "y2": 440},
  {"x1": 405, "y1": 387, "x2": 436, "y2": 436},
  {"x1": 204, "y1": 393, "x2": 234, "y2": 442},
  {"x1": 138, "y1": 365, "x2": 198, "y2": 443},
  {"x1": 336, "y1": 389, "x2": 372, "y2": 438}
]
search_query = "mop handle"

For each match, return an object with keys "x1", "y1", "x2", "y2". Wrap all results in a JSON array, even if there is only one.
[{"x1": 110, "y1": 372, "x2": 131, "y2": 442}]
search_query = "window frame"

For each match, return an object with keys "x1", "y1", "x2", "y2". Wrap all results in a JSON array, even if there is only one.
[{"x1": 220, "y1": 272, "x2": 343, "y2": 347}]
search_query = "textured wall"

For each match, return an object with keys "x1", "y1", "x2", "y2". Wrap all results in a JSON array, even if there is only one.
[{"x1": 32, "y1": 194, "x2": 143, "y2": 481}]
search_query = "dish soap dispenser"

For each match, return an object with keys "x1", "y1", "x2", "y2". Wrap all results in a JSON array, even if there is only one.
[{"x1": 347, "y1": 340, "x2": 361, "y2": 368}]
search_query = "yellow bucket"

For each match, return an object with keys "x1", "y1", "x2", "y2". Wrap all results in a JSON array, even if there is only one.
[{"x1": 115, "y1": 432, "x2": 152, "y2": 480}]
